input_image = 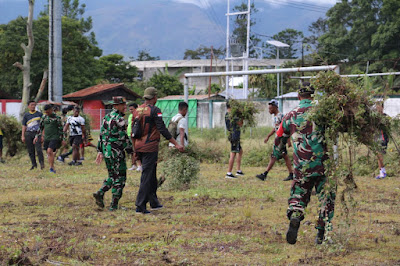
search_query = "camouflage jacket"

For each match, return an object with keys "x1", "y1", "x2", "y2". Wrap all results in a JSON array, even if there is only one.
[
  {"x1": 97, "y1": 108, "x2": 133, "y2": 158},
  {"x1": 275, "y1": 99, "x2": 327, "y2": 177},
  {"x1": 36, "y1": 113, "x2": 64, "y2": 141}
]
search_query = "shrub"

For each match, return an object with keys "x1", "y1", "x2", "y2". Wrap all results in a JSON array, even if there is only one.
[{"x1": 0, "y1": 114, "x2": 23, "y2": 156}]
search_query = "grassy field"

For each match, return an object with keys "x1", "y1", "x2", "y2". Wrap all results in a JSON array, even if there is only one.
[{"x1": 0, "y1": 129, "x2": 399, "y2": 265}]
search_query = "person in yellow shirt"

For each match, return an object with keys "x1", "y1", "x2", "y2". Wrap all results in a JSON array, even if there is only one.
[{"x1": 0, "y1": 128, "x2": 4, "y2": 163}]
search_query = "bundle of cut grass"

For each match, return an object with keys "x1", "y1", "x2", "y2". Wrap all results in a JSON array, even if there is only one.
[{"x1": 227, "y1": 99, "x2": 259, "y2": 129}]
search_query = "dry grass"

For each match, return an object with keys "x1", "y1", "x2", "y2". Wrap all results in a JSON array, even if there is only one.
[{"x1": 0, "y1": 131, "x2": 399, "y2": 265}]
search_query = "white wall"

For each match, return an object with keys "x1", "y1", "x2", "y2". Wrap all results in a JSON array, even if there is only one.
[
  {"x1": 6, "y1": 102, "x2": 21, "y2": 120},
  {"x1": 383, "y1": 98, "x2": 400, "y2": 117}
]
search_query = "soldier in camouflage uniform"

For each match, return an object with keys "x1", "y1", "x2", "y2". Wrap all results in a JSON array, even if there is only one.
[
  {"x1": 93, "y1": 97, "x2": 133, "y2": 211},
  {"x1": 34, "y1": 104, "x2": 64, "y2": 174},
  {"x1": 274, "y1": 82, "x2": 335, "y2": 245}
]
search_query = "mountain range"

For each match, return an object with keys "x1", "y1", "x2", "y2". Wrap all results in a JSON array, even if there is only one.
[{"x1": 0, "y1": 0, "x2": 334, "y2": 59}]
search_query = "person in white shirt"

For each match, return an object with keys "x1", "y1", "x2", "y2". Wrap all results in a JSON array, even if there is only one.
[
  {"x1": 169, "y1": 102, "x2": 188, "y2": 147},
  {"x1": 63, "y1": 106, "x2": 85, "y2": 166}
]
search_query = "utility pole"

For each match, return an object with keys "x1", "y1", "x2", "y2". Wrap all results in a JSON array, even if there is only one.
[
  {"x1": 49, "y1": 0, "x2": 63, "y2": 102},
  {"x1": 208, "y1": 46, "x2": 214, "y2": 99},
  {"x1": 225, "y1": 0, "x2": 251, "y2": 99}
]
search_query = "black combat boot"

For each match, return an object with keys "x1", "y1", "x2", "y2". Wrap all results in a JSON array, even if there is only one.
[
  {"x1": 93, "y1": 191, "x2": 105, "y2": 208},
  {"x1": 283, "y1": 173, "x2": 294, "y2": 181},
  {"x1": 286, "y1": 216, "x2": 301, "y2": 245},
  {"x1": 315, "y1": 229, "x2": 325, "y2": 245},
  {"x1": 109, "y1": 196, "x2": 120, "y2": 211}
]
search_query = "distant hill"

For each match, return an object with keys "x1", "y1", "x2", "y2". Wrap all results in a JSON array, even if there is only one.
[{"x1": 1, "y1": 0, "x2": 330, "y2": 59}]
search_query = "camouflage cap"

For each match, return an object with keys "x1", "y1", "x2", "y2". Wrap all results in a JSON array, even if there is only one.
[
  {"x1": 112, "y1": 96, "x2": 127, "y2": 105},
  {"x1": 298, "y1": 82, "x2": 315, "y2": 94},
  {"x1": 143, "y1": 87, "x2": 157, "y2": 100}
]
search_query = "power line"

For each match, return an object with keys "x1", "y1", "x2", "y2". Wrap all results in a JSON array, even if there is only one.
[{"x1": 264, "y1": 0, "x2": 328, "y2": 13}]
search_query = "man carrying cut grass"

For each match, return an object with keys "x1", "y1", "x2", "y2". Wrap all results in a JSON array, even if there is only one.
[
  {"x1": 275, "y1": 83, "x2": 335, "y2": 245},
  {"x1": 225, "y1": 102, "x2": 244, "y2": 179}
]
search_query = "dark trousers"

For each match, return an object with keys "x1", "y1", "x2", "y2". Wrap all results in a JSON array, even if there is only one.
[
  {"x1": 135, "y1": 152, "x2": 160, "y2": 210},
  {"x1": 25, "y1": 131, "x2": 44, "y2": 167}
]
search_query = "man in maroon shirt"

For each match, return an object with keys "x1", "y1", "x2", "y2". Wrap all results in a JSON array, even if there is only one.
[{"x1": 134, "y1": 87, "x2": 184, "y2": 214}]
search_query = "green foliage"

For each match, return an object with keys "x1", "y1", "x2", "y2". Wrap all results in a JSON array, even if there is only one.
[
  {"x1": 232, "y1": 2, "x2": 260, "y2": 58},
  {"x1": 242, "y1": 145, "x2": 272, "y2": 167},
  {"x1": 263, "y1": 28, "x2": 304, "y2": 59},
  {"x1": 318, "y1": 0, "x2": 400, "y2": 71},
  {"x1": 98, "y1": 54, "x2": 138, "y2": 83},
  {"x1": 227, "y1": 99, "x2": 259, "y2": 129},
  {"x1": 183, "y1": 45, "x2": 225, "y2": 60},
  {"x1": 148, "y1": 66, "x2": 183, "y2": 97},
  {"x1": 133, "y1": 49, "x2": 160, "y2": 61},
  {"x1": 0, "y1": 114, "x2": 23, "y2": 157},
  {"x1": 159, "y1": 148, "x2": 200, "y2": 191},
  {"x1": 0, "y1": 0, "x2": 104, "y2": 98}
]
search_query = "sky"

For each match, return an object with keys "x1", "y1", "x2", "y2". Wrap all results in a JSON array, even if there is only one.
[{"x1": 0, "y1": 0, "x2": 339, "y2": 59}]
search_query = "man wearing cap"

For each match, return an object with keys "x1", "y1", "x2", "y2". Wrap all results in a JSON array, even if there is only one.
[
  {"x1": 93, "y1": 96, "x2": 133, "y2": 211},
  {"x1": 256, "y1": 99, "x2": 293, "y2": 181},
  {"x1": 134, "y1": 87, "x2": 184, "y2": 214},
  {"x1": 274, "y1": 82, "x2": 335, "y2": 245},
  {"x1": 34, "y1": 104, "x2": 64, "y2": 174}
]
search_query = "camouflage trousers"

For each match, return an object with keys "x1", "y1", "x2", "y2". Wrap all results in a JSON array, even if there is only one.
[
  {"x1": 99, "y1": 156, "x2": 127, "y2": 208},
  {"x1": 287, "y1": 172, "x2": 336, "y2": 230}
]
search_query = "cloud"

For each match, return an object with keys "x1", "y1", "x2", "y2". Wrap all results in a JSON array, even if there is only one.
[{"x1": 171, "y1": 0, "x2": 338, "y2": 9}]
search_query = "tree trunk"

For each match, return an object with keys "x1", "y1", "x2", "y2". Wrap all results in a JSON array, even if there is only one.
[
  {"x1": 15, "y1": 0, "x2": 35, "y2": 120},
  {"x1": 35, "y1": 70, "x2": 48, "y2": 103}
]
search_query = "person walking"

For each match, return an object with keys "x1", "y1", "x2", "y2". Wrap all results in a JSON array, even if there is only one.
[
  {"x1": 168, "y1": 101, "x2": 189, "y2": 148},
  {"x1": 21, "y1": 100, "x2": 44, "y2": 170},
  {"x1": 225, "y1": 102, "x2": 244, "y2": 179},
  {"x1": 127, "y1": 102, "x2": 142, "y2": 171},
  {"x1": 256, "y1": 99, "x2": 293, "y2": 181},
  {"x1": 375, "y1": 101, "x2": 389, "y2": 179},
  {"x1": 134, "y1": 87, "x2": 184, "y2": 214},
  {"x1": 93, "y1": 97, "x2": 133, "y2": 211},
  {"x1": 34, "y1": 104, "x2": 64, "y2": 174},
  {"x1": 63, "y1": 106, "x2": 85, "y2": 166},
  {"x1": 274, "y1": 83, "x2": 335, "y2": 245}
]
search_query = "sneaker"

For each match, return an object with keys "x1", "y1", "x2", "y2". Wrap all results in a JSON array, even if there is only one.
[
  {"x1": 376, "y1": 172, "x2": 387, "y2": 179},
  {"x1": 151, "y1": 204, "x2": 163, "y2": 211},
  {"x1": 74, "y1": 161, "x2": 82, "y2": 166},
  {"x1": 68, "y1": 161, "x2": 76, "y2": 166},
  {"x1": 49, "y1": 168, "x2": 56, "y2": 174},
  {"x1": 315, "y1": 229, "x2": 325, "y2": 245},
  {"x1": 93, "y1": 192, "x2": 105, "y2": 208},
  {"x1": 136, "y1": 166, "x2": 143, "y2": 172},
  {"x1": 30, "y1": 165, "x2": 37, "y2": 170},
  {"x1": 40, "y1": 164, "x2": 45, "y2": 170},
  {"x1": 57, "y1": 156, "x2": 64, "y2": 162},
  {"x1": 256, "y1": 172, "x2": 267, "y2": 181},
  {"x1": 236, "y1": 170, "x2": 244, "y2": 176},
  {"x1": 283, "y1": 173, "x2": 294, "y2": 181},
  {"x1": 109, "y1": 206, "x2": 118, "y2": 211},
  {"x1": 135, "y1": 207, "x2": 151, "y2": 214},
  {"x1": 80, "y1": 157, "x2": 85, "y2": 161},
  {"x1": 286, "y1": 216, "x2": 301, "y2": 245},
  {"x1": 128, "y1": 165, "x2": 137, "y2": 171},
  {"x1": 225, "y1": 173, "x2": 237, "y2": 179}
]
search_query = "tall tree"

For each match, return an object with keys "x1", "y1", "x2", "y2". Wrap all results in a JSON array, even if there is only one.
[
  {"x1": 98, "y1": 54, "x2": 137, "y2": 83},
  {"x1": 263, "y1": 29, "x2": 304, "y2": 59},
  {"x1": 13, "y1": 0, "x2": 34, "y2": 120},
  {"x1": 318, "y1": 0, "x2": 400, "y2": 71},
  {"x1": 232, "y1": 2, "x2": 260, "y2": 58}
]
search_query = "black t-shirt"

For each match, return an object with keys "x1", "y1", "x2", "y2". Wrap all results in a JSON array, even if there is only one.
[
  {"x1": 225, "y1": 112, "x2": 241, "y2": 142},
  {"x1": 22, "y1": 111, "x2": 43, "y2": 132}
]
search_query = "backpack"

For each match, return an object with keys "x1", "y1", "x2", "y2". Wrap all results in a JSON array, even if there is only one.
[
  {"x1": 168, "y1": 116, "x2": 184, "y2": 139},
  {"x1": 131, "y1": 117, "x2": 142, "y2": 139}
]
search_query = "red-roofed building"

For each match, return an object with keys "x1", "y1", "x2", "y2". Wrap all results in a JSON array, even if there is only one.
[{"x1": 63, "y1": 83, "x2": 141, "y2": 129}]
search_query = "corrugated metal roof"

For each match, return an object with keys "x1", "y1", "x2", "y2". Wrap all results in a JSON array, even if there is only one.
[
  {"x1": 63, "y1": 83, "x2": 141, "y2": 100},
  {"x1": 158, "y1": 94, "x2": 223, "y2": 100}
]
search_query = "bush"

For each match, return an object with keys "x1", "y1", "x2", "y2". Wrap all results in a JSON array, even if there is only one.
[
  {"x1": 159, "y1": 149, "x2": 200, "y2": 191},
  {"x1": 242, "y1": 145, "x2": 272, "y2": 167},
  {"x1": 0, "y1": 114, "x2": 23, "y2": 156}
]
